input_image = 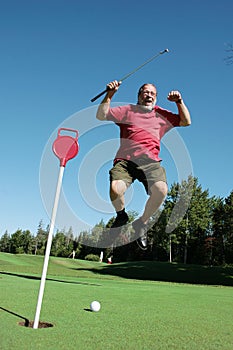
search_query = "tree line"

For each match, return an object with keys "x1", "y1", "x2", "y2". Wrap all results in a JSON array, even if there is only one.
[{"x1": 1, "y1": 176, "x2": 232, "y2": 266}]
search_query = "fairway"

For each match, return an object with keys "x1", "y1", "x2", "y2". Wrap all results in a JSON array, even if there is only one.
[{"x1": 1, "y1": 253, "x2": 233, "y2": 349}]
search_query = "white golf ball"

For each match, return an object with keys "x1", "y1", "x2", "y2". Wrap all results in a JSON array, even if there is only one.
[{"x1": 90, "y1": 301, "x2": 101, "y2": 312}]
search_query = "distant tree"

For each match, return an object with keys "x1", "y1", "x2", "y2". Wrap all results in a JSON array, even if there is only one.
[
  {"x1": 158, "y1": 176, "x2": 217, "y2": 264},
  {"x1": 157, "y1": 176, "x2": 193, "y2": 263},
  {"x1": 34, "y1": 220, "x2": 48, "y2": 255},
  {"x1": 0, "y1": 231, "x2": 11, "y2": 252},
  {"x1": 211, "y1": 191, "x2": 233, "y2": 265},
  {"x1": 76, "y1": 230, "x2": 95, "y2": 259},
  {"x1": 65, "y1": 226, "x2": 75, "y2": 256},
  {"x1": 90, "y1": 219, "x2": 106, "y2": 247},
  {"x1": 10, "y1": 229, "x2": 24, "y2": 254},
  {"x1": 211, "y1": 198, "x2": 225, "y2": 265},
  {"x1": 49, "y1": 227, "x2": 75, "y2": 257},
  {"x1": 0, "y1": 182, "x2": 230, "y2": 267},
  {"x1": 147, "y1": 209, "x2": 168, "y2": 262},
  {"x1": 185, "y1": 182, "x2": 218, "y2": 265},
  {"x1": 9, "y1": 229, "x2": 33, "y2": 254},
  {"x1": 223, "y1": 191, "x2": 233, "y2": 263},
  {"x1": 21, "y1": 230, "x2": 34, "y2": 254},
  {"x1": 72, "y1": 236, "x2": 82, "y2": 258},
  {"x1": 51, "y1": 230, "x2": 66, "y2": 257},
  {"x1": 66, "y1": 226, "x2": 74, "y2": 247}
]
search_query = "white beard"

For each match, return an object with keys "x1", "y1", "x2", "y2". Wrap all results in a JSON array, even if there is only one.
[
  {"x1": 137, "y1": 104, "x2": 154, "y2": 112},
  {"x1": 137, "y1": 96, "x2": 155, "y2": 111}
]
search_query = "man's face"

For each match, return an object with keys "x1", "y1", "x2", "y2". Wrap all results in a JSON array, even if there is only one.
[{"x1": 138, "y1": 84, "x2": 157, "y2": 109}]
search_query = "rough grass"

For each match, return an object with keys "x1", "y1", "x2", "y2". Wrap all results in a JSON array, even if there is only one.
[{"x1": 1, "y1": 253, "x2": 233, "y2": 350}]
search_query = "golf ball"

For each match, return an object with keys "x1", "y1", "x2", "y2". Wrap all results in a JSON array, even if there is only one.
[{"x1": 90, "y1": 301, "x2": 101, "y2": 312}]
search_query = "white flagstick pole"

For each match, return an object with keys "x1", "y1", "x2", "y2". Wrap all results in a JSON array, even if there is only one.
[{"x1": 33, "y1": 166, "x2": 65, "y2": 329}]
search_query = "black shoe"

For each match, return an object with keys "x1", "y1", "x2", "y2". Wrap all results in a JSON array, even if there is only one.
[
  {"x1": 110, "y1": 212, "x2": 129, "y2": 228},
  {"x1": 105, "y1": 212, "x2": 129, "y2": 247},
  {"x1": 132, "y1": 219, "x2": 148, "y2": 250}
]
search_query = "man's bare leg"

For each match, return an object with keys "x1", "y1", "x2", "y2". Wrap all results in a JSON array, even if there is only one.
[
  {"x1": 110, "y1": 180, "x2": 128, "y2": 212},
  {"x1": 133, "y1": 181, "x2": 168, "y2": 249},
  {"x1": 109, "y1": 180, "x2": 129, "y2": 228},
  {"x1": 140, "y1": 181, "x2": 168, "y2": 224}
]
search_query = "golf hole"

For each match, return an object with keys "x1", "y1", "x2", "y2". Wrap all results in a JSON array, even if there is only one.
[{"x1": 18, "y1": 321, "x2": 54, "y2": 328}]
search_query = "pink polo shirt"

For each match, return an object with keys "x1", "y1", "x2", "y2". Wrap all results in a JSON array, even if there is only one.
[{"x1": 106, "y1": 104, "x2": 180, "y2": 162}]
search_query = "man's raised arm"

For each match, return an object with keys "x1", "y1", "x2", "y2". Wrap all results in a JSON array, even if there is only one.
[{"x1": 96, "y1": 80, "x2": 121, "y2": 120}]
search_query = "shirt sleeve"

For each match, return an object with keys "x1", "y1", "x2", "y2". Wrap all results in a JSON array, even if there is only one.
[
  {"x1": 106, "y1": 105, "x2": 129, "y2": 123},
  {"x1": 155, "y1": 106, "x2": 181, "y2": 127}
]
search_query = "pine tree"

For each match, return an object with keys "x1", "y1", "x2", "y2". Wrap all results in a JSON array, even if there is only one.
[
  {"x1": 223, "y1": 191, "x2": 233, "y2": 263},
  {"x1": 160, "y1": 176, "x2": 216, "y2": 264},
  {"x1": 0, "y1": 231, "x2": 10, "y2": 252}
]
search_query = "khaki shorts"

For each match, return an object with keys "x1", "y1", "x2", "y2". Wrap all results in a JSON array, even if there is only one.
[{"x1": 109, "y1": 158, "x2": 167, "y2": 194}]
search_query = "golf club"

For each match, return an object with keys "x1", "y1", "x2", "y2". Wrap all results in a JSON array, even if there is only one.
[{"x1": 90, "y1": 49, "x2": 169, "y2": 102}]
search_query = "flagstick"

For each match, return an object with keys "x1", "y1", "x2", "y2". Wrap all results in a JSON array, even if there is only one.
[{"x1": 33, "y1": 166, "x2": 65, "y2": 329}]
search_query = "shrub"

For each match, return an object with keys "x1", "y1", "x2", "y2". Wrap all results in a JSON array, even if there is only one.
[{"x1": 84, "y1": 254, "x2": 100, "y2": 262}]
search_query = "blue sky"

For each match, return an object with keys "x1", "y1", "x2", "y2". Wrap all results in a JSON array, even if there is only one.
[{"x1": 0, "y1": 0, "x2": 232, "y2": 236}]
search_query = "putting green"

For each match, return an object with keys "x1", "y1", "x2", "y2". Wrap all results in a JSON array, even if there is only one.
[{"x1": 1, "y1": 253, "x2": 233, "y2": 349}]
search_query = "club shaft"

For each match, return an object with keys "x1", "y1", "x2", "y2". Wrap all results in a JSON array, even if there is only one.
[
  {"x1": 90, "y1": 49, "x2": 169, "y2": 102},
  {"x1": 119, "y1": 49, "x2": 168, "y2": 82}
]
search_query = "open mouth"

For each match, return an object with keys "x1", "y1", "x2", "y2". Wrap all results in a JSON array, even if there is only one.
[{"x1": 145, "y1": 98, "x2": 153, "y2": 103}]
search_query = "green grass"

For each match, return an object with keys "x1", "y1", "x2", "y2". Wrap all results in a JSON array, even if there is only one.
[{"x1": 1, "y1": 253, "x2": 233, "y2": 349}]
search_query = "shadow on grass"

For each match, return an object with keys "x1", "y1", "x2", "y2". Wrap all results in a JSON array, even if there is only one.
[
  {"x1": 74, "y1": 261, "x2": 233, "y2": 286},
  {"x1": 1, "y1": 307, "x2": 54, "y2": 328},
  {"x1": 0, "y1": 272, "x2": 101, "y2": 286},
  {"x1": 0, "y1": 306, "x2": 30, "y2": 326}
]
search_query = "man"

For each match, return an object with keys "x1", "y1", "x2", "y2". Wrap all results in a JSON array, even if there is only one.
[{"x1": 96, "y1": 80, "x2": 191, "y2": 249}]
